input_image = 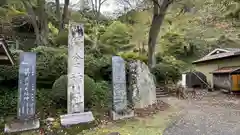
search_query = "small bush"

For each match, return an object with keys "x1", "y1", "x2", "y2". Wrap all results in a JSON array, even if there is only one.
[
  {"x1": 119, "y1": 52, "x2": 147, "y2": 63},
  {"x1": 0, "y1": 88, "x2": 58, "y2": 119},
  {"x1": 0, "y1": 89, "x2": 18, "y2": 117},
  {"x1": 53, "y1": 31, "x2": 68, "y2": 46},
  {"x1": 152, "y1": 63, "x2": 170, "y2": 84},
  {"x1": 51, "y1": 75, "x2": 68, "y2": 105},
  {"x1": 51, "y1": 74, "x2": 110, "y2": 109},
  {"x1": 85, "y1": 54, "x2": 111, "y2": 81},
  {"x1": 32, "y1": 46, "x2": 68, "y2": 87},
  {"x1": 92, "y1": 81, "x2": 111, "y2": 109},
  {"x1": 0, "y1": 50, "x2": 22, "y2": 82},
  {"x1": 84, "y1": 75, "x2": 96, "y2": 107},
  {"x1": 152, "y1": 62, "x2": 182, "y2": 84}
]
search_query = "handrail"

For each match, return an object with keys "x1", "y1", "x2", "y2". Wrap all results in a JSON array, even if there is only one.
[{"x1": 191, "y1": 69, "x2": 212, "y2": 89}]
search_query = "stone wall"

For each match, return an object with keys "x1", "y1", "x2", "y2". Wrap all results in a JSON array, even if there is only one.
[{"x1": 128, "y1": 60, "x2": 156, "y2": 109}]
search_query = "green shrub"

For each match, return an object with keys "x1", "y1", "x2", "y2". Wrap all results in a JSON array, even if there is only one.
[
  {"x1": 0, "y1": 89, "x2": 18, "y2": 117},
  {"x1": 152, "y1": 62, "x2": 182, "y2": 84},
  {"x1": 0, "y1": 50, "x2": 22, "y2": 82},
  {"x1": 51, "y1": 74, "x2": 110, "y2": 109},
  {"x1": 53, "y1": 31, "x2": 68, "y2": 46},
  {"x1": 36, "y1": 89, "x2": 59, "y2": 118},
  {"x1": 0, "y1": 47, "x2": 68, "y2": 88},
  {"x1": 51, "y1": 75, "x2": 68, "y2": 104},
  {"x1": 0, "y1": 46, "x2": 112, "y2": 88},
  {"x1": 85, "y1": 54, "x2": 111, "y2": 81},
  {"x1": 152, "y1": 63, "x2": 170, "y2": 84},
  {"x1": 92, "y1": 81, "x2": 111, "y2": 109},
  {"x1": 32, "y1": 46, "x2": 68, "y2": 87},
  {"x1": 53, "y1": 30, "x2": 93, "y2": 48},
  {"x1": 162, "y1": 55, "x2": 186, "y2": 70},
  {"x1": 84, "y1": 75, "x2": 96, "y2": 107},
  {"x1": 153, "y1": 56, "x2": 186, "y2": 84},
  {"x1": 0, "y1": 88, "x2": 57, "y2": 118},
  {"x1": 118, "y1": 52, "x2": 147, "y2": 63}
]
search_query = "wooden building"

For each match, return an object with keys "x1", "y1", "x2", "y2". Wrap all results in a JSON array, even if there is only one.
[
  {"x1": 193, "y1": 48, "x2": 240, "y2": 92},
  {"x1": 211, "y1": 67, "x2": 240, "y2": 92}
]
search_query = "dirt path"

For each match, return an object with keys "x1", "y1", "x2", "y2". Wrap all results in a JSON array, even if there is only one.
[{"x1": 163, "y1": 90, "x2": 240, "y2": 135}]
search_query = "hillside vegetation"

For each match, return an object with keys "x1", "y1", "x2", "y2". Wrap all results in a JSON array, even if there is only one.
[{"x1": 0, "y1": 0, "x2": 240, "y2": 133}]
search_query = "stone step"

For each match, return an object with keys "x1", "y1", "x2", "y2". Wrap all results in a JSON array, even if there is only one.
[
  {"x1": 156, "y1": 90, "x2": 165, "y2": 92},
  {"x1": 156, "y1": 91, "x2": 168, "y2": 95},
  {"x1": 156, "y1": 89, "x2": 166, "y2": 92},
  {"x1": 156, "y1": 87, "x2": 169, "y2": 98},
  {"x1": 156, "y1": 94, "x2": 169, "y2": 98}
]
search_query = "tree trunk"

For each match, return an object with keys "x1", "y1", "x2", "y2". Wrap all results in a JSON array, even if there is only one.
[
  {"x1": 93, "y1": 0, "x2": 102, "y2": 49},
  {"x1": 148, "y1": 0, "x2": 172, "y2": 69},
  {"x1": 23, "y1": 0, "x2": 41, "y2": 46},
  {"x1": 38, "y1": 0, "x2": 48, "y2": 45},
  {"x1": 60, "y1": 0, "x2": 69, "y2": 32},
  {"x1": 55, "y1": 0, "x2": 61, "y2": 30}
]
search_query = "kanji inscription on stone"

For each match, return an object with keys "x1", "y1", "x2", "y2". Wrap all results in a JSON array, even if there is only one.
[
  {"x1": 18, "y1": 52, "x2": 36, "y2": 120},
  {"x1": 112, "y1": 56, "x2": 127, "y2": 112},
  {"x1": 67, "y1": 23, "x2": 84, "y2": 114}
]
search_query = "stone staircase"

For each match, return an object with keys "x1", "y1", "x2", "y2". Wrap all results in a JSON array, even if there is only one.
[{"x1": 156, "y1": 87, "x2": 169, "y2": 99}]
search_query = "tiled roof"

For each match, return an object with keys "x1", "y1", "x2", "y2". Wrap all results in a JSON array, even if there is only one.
[
  {"x1": 211, "y1": 66, "x2": 240, "y2": 74},
  {"x1": 224, "y1": 48, "x2": 240, "y2": 52},
  {"x1": 193, "y1": 48, "x2": 240, "y2": 64}
]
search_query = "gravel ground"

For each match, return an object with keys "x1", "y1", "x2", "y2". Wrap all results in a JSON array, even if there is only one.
[{"x1": 163, "y1": 90, "x2": 240, "y2": 135}]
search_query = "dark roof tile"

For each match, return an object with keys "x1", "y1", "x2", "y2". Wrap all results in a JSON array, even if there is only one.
[{"x1": 193, "y1": 48, "x2": 240, "y2": 64}]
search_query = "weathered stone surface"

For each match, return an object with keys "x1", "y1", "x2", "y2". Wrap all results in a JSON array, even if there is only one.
[
  {"x1": 112, "y1": 56, "x2": 128, "y2": 112},
  {"x1": 5, "y1": 52, "x2": 39, "y2": 133},
  {"x1": 61, "y1": 23, "x2": 95, "y2": 126},
  {"x1": 60, "y1": 111, "x2": 94, "y2": 126},
  {"x1": 111, "y1": 110, "x2": 134, "y2": 121},
  {"x1": 67, "y1": 22, "x2": 84, "y2": 114},
  {"x1": 46, "y1": 117, "x2": 55, "y2": 122},
  {"x1": 129, "y1": 60, "x2": 156, "y2": 108},
  {"x1": 4, "y1": 118, "x2": 39, "y2": 133},
  {"x1": 111, "y1": 56, "x2": 134, "y2": 120},
  {"x1": 18, "y1": 52, "x2": 37, "y2": 120}
]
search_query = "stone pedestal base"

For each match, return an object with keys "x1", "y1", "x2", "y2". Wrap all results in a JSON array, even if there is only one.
[
  {"x1": 4, "y1": 119, "x2": 40, "y2": 133},
  {"x1": 60, "y1": 111, "x2": 94, "y2": 126},
  {"x1": 111, "y1": 110, "x2": 134, "y2": 120}
]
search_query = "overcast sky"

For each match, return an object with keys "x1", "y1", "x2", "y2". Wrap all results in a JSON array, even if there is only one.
[{"x1": 58, "y1": 0, "x2": 119, "y2": 13}]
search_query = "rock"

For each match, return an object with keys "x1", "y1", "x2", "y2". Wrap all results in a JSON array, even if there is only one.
[
  {"x1": 46, "y1": 117, "x2": 55, "y2": 122},
  {"x1": 128, "y1": 60, "x2": 156, "y2": 109}
]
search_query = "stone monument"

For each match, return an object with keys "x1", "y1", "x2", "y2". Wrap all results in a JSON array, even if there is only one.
[
  {"x1": 111, "y1": 56, "x2": 134, "y2": 120},
  {"x1": 128, "y1": 60, "x2": 156, "y2": 109},
  {"x1": 60, "y1": 22, "x2": 94, "y2": 126},
  {"x1": 5, "y1": 52, "x2": 39, "y2": 133}
]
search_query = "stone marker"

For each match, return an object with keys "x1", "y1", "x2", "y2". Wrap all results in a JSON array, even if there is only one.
[
  {"x1": 111, "y1": 56, "x2": 134, "y2": 120},
  {"x1": 128, "y1": 60, "x2": 156, "y2": 109},
  {"x1": 5, "y1": 52, "x2": 39, "y2": 133},
  {"x1": 60, "y1": 22, "x2": 94, "y2": 126}
]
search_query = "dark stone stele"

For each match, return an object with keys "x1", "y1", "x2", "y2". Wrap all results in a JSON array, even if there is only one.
[{"x1": 5, "y1": 52, "x2": 39, "y2": 133}]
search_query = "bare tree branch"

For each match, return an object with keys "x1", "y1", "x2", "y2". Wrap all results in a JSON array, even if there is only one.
[{"x1": 100, "y1": 0, "x2": 108, "y2": 5}]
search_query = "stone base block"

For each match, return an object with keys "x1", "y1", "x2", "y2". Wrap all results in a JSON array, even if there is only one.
[
  {"x1": 111, "y1": 110, "x2": 134, "y2": 120},
  {"x1": 60, "y1": 111, "x2": 94, "y2": 126},
  {"x1": 4, "y1": 119, "x2": 40, "y2": 133}
]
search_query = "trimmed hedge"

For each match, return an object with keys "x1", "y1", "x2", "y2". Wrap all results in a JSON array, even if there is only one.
[{"x1": 52, "y1": 74, "x2": 110, "y2": 109}]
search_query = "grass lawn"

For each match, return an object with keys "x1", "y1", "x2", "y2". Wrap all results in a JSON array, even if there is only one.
[
  {"x1": 2, "y1": 104, "x2": 179, "y2": 135},
  {"x1": 81, "y1": 107, "x2": 179, "y2": 135}
]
